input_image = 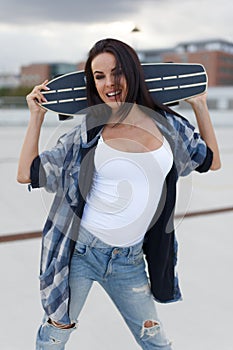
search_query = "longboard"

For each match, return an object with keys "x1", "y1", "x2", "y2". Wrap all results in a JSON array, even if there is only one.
[{"x1": 40, "y1": 63, "x2": 207, "y2": 116}]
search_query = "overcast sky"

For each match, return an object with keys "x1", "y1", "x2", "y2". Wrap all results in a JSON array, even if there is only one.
[{"x1": 0, "y1": 0, "x2": 232, "y2": 73}]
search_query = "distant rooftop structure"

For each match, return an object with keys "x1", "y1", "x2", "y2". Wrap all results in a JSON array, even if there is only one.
[
  {"x1": 138, "y1": 48, "x2": 173, "y2": 63},
  {"x1": 139, "y1": 38, "x2": 233, "y2": 59},
  {"x1": 175, "y1": 39, "x2": 233, "y2": 54}
]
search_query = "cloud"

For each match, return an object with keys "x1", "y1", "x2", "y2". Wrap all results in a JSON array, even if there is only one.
[
  {"x1": 0, "y1": 0, "x2": 232, "y2": 74},
  {"x1": 0, "y1": 0, "x2": 155, "y2": 25}
]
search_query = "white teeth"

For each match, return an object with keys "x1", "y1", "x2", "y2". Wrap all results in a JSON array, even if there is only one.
[{"x1": 107, "y1": 90, "x2": 121, "y2": 97}]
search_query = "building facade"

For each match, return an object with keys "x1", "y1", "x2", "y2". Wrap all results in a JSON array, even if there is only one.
[
  {"x1": 139, "y1": 39, "x2": 233, "y2": 86},
  {"x1": 20, "y1": 63, "x2": 78, "y2": 87}
]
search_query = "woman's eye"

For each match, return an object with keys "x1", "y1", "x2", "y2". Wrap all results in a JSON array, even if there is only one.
[{"x1": 95, "y1": 75, "x2": 105, "y2": 80}]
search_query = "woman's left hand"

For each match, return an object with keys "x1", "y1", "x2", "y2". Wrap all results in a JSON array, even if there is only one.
[
  {"x1": 185, "y1": 91, "x2": 221, "y2": 170},
  {"x1": 185, "y1": 91, "x2": 208, "y2": 108}
]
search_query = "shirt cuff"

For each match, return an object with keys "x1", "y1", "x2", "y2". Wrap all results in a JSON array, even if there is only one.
[
  {"x1": 30, "y1": 156, "x2": 46, "y2": 188},
  {"x1": 195, "y1": 146, "x2": 213, "y2": 173}
]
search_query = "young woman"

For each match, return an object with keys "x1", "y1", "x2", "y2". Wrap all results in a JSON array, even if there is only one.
[{"x1": 17, "y1": 38, "x2": 221, "y2": 350}]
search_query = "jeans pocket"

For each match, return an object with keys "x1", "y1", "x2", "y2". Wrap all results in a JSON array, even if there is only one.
[
  {"x1": 74, "y1": 241, "x2": 88, "y2": 256},
  {"x1": 130, "y1": 249, "x2": 144, "y2": 265}
]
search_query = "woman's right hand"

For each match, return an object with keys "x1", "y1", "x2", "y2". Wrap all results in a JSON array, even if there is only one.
[{"x1": 26, "y1": 80, "x2": 50, "y2": 117}]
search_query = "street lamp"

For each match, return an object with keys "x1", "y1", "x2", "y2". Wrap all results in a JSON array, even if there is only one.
[
  {"x1": 131, "y1": 26, "x2": 141, "y2": 33},
  {"x1": 131, "y1": 26, "x2": 142, "y2": 59}
]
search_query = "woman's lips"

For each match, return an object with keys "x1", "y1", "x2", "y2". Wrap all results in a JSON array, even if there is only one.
[{"x1": 106, "y1": 90, "x2": 121, "y2": 98}]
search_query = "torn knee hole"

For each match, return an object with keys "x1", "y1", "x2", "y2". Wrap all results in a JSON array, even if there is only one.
[
  {"x1": 144, "y1": 320, "x2": 159, "y2": 328},
  {"x1": 141, "y1": 320, "x2": 160, "y2": 339},
  {"x1": 49, "y1": 319, "x2": 75, "y2": 329}
]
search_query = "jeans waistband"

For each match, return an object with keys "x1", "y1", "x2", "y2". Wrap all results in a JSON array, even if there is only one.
[{"x1": 77, "y1": 225, "x2": 144, "y2": 257}]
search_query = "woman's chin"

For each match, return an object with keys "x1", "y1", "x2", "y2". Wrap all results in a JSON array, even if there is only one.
[{"x1": 107, "y1": 101, "x2": 124, "y2": 111}]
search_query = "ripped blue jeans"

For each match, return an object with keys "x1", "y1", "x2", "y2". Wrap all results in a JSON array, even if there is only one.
[{"x1": 36, "y1": 225, "x2": 172, "y2": 349}]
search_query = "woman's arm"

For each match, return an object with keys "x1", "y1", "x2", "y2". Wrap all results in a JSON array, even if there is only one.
[
  {"x1": 186, "y1": 92, "x2": 221, "y2": 171},
  {"x1": 17, "y1": 81, "x2": 49, "y2": 183}
]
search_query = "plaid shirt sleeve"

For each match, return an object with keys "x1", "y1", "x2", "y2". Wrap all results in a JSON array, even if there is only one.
[
  {"x1": 165, "y1": 112, "x2": 213, "y2": 176},
  {"x1": 31, "y1": 125, "x2": 81, "y2": 193}
]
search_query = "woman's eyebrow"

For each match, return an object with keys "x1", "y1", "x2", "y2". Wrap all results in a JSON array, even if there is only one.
[{"x1": 93, "y1": 67, "x2": 117, "y2": 75}]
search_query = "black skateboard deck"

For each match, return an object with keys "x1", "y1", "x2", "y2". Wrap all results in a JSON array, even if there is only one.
[{"x1": 40, "y1": 63, "x2": 207, "y2": 116}]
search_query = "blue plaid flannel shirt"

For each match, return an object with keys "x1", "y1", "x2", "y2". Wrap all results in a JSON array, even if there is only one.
[{"x1": 32, "y1": 111, "x2": 212, "y2": 324}]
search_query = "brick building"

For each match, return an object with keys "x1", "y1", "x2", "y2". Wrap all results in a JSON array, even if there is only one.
[
  {"x1": 139, "y1": 39, "x2": 233, "y2": 86},
  {"x1": 20, "y1": 62, "x2": 78, "y2": 87}
]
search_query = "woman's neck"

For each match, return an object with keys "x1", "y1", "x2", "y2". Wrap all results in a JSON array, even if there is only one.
[{"x1": 109, "y1": 104, "x2": 147, "y2": 127}]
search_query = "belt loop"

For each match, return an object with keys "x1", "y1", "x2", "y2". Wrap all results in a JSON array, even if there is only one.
[
  {"x1": 127, "y1": 246, "x2": 133, "y2": 257},
  {"x1": 90, "y1": 237, "x2": 98, "y2": 248}
]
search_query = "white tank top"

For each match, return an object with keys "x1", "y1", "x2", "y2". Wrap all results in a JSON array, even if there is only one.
[{"x1": 81, "y1": 135, "x2": 173, "y2": 247}]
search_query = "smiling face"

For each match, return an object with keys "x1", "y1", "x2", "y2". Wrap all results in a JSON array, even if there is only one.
[{"x1": 91, "y1": 52, "x2": 128, "y2": 111}]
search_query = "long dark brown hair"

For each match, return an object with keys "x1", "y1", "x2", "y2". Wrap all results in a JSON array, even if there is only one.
[{"x1": 84, "y1": 38, "x2": 176, "y2": 124}]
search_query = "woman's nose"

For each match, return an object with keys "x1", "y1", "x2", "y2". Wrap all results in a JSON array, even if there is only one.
[{"x1": 105, "y1": 74, "x2": 114, "y2": 87}]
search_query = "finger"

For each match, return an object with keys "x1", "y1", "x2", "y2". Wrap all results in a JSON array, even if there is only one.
[
  {"x1": 30, "y1": 82, "x2": 49, "y2": 101},
  {"x1": 36, "y1": 91, "x2": 47, "y2": 104},
  {"x1": 26, "y1": 80, "x2": 49, "y2": 105},
  {"x1": 27, "y1": 90, "x2": 46, "y2": 104},
  {"x1": 41, "y1": 80, "x2": 50, "y2": 91},
  {"x1": 32, "y1": 81, "x2": 50, "y2": 93}
]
